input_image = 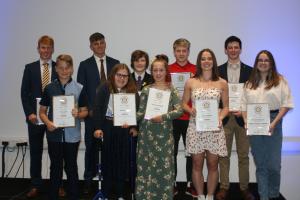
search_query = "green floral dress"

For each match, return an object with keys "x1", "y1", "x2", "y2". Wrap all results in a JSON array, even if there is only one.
[{"x1": 135, "y1": 85, "x2": 183, "y2": 200}]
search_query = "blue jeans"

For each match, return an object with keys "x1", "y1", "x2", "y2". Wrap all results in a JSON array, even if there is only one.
[{"x1": 249, "y1": 111, "x2": 282, "y2": 199}]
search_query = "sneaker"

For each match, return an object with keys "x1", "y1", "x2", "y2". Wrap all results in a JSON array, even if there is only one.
[
  {"x1": 173, "y1": 185, "x2": 178, "y2": 196},
  {"x1": 206, "y1": 194, "x2": 214, "y2": 200},
  {"x1": 197, "y1": 195, "x2": 206, "y2": 200},
  {"x1": 186, "y1": 185, "x2": 198, "y2": 197}
]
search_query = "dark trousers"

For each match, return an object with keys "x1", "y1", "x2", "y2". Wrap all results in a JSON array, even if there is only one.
[
  {"x1": 48, "y1": 141, "x2": 80, "y2": 200},
  {"x1": 172, "y1": 119, "x2": 192, "y2": 182},
  {"x1": 83, "y1": 117, "x2": 98, "y2": 184},
  {"x1": 27, "y1": 122, "x2": 46, "y2": 188}
]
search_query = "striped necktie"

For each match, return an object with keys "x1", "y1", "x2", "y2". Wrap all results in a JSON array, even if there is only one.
[
  {"x1": 100, "y1": 59, "x2": 106, "y2": 84},
  {"x1": 42, "y1": 63, "x2": 50, "y2": 91}
]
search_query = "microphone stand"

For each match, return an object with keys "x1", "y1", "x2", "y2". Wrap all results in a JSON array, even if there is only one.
[{"x1": 93, "y1": 138, "x2": 105, "y2": 200}]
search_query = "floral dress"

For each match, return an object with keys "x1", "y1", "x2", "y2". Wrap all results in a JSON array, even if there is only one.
[
  {"x1": 186, "y1": 88, "x2": 227, "y2": 156},
  {"x1": 135, "y1": 85, "x2": 183, "y2": 200}
]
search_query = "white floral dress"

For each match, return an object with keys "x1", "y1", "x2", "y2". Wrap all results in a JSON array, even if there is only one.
[{"x1": 186, "y1": 88, "x2": 227, "y2": 156}]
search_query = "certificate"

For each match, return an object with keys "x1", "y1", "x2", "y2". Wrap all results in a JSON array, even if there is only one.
[
  {"x1": 144, "y1": 88, "x2": 171, "y2": 120},
  {"x1": 113, "y1": 93, "x2": 137, "y2": 126},
  {"x1": 170, "y1": 72, "x2": 191, "y2": 98},
  {"x1": 36, "y1": 98, "x2": 44, "y2": 125},
  {"x1": 53, "y1": 95, "x2": 75, "y2": 128},
  {"x1": 195, "y1": 99, "x2": 219, "y2": 132},
  {"x1": 246, "y1": 103, "x2": 270, "y2": 136},
  {"x1": 228, "y1": 83, "x2": 244, "y2": 111}
]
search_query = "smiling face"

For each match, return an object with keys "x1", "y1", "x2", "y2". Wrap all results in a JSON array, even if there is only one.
[
  {"x1": 225, "y1": 41, "x2": 241, "y2": 62},
  {"x1": 257, "y1": 53, "x2": 271, "y2": 74},
  {"x1": 152, "y1": 61, "x2": 167, "y2": 83},
  {"x1": 200, "y1": 51, "x2": 213, "y2": 71},
  {"x1": 38, "y1": 43, "x2": 54, "y2": 61},
  {"x1": 133, "y1": 56, "x2": 147, "y2": 73},
  {"x1": 90, "y1": 39, "x2": 106, "y2": 58},
  {"x1": 56, "y1": 60, "x2": 73, "y2": 82},
  {"x1": 114, "y1": 68, "x2": 129, "y2": 89},
  {"x1": 174, "y1": 46, "x2": 189, "y2": 65}
]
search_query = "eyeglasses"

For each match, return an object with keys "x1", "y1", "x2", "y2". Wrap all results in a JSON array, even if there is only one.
[
  {"x1": 115, "y1": 73, "x2": 129, "y2": 79},
  {"x1": 258, "y1": 59, "x2": 270, "y2": 63}
]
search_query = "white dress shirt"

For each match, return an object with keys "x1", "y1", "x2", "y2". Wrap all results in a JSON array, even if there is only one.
[{"x1": 241, "y1": 77, "x2": 294, "y2": 111}]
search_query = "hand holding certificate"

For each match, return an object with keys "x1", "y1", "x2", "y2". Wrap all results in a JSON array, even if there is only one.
[
  {"x1": 228, "y1": 83, "x2": 243, "y2": 111},
  {"x1": 170, "y1": 72, "x2": 191, "y2": 98},
  {"x1": 53, "y1": 95, "x2": 75, "y2": 127},
  {"x1": 246, "y1": 103, "x2": 270, "y2": 136},
  {"x1": 144, "y1": 88, "x2": 171, "y2": 120},
  {"x1": 195, "y1": 99, "x2": 219, "y2": 132},
  {"x1": 113, "y1": 93, "x2": 137, "y2": 126}
]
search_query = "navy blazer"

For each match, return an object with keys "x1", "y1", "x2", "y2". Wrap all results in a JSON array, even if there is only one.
[
  {"x1": 77, "y1": 55, "x2": 119, "y2": 110},
  {"x1": 218, "y1": 62, "x2": 252, "y2": 127},
  {"x1": 131, "y1": 72, "x2": 153, "y2": 90},
  {"x1": 21, "y1": 60, "x2": 57, "y2": 119}
]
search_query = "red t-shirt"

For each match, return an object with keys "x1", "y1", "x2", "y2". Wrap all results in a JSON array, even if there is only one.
[{"x1": 168, "y1": 61, "x2": 196, "y2": 120}]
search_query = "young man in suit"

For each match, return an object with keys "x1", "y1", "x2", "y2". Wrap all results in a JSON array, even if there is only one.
[
  {"x1": 168, "y1": 38, "x2": 197, "y2": 197},
  {"x1": 216, "y1": 36, "x2": 254, "y2": 200},
  {"x1": 21, "y1": 35, "x2": 65, "y2": 198},
  {"x1": 77, "y1": 32, "x2": 120, "y2": 194}
]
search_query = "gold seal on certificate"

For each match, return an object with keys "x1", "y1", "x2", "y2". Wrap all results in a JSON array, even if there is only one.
[
  {"x1": 228, "y1": 83, "x2": 243, "y2": 111},
  {"x1": 246, "y1": 103, "x2": 270, "y2": 136},
  {"x1": 195, "y1": 99, "x2": 219, "y2": 132},
  {"x1": 170, "y1": 72, "x2": 191, "y2": 98},
  {"x1": 36, "y1": 98, "x2": 44, "y2": 125},
  {"x1": 52, "y1": 95, "x2": 75, "y2": 128},
  {"x1": 113, "y1": 93, "x2": 137, "y2": 126},
  {"x1": 144, "y1": 88, "x2": 171, "y2": 120}
]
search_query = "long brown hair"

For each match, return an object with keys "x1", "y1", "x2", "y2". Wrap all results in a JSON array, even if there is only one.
[
  {"x1": 107, "y1": 63, "x2": 137, "y2": 93},
  {"x1": 194, "y1": 48, "x2": 219, "y2": 81},
  {"x1": 245, "y1": 50, "x2": 280, "y2": 90}
]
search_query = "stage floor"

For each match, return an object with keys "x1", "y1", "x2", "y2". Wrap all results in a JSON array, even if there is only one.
[{"x1": 0, "y1": 178, "x2": 286, "y2": 200}]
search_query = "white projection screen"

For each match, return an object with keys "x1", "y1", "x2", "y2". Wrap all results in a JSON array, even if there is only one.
[{"x1": 0, "y1": 0, "x2": 299, "y2": 151}]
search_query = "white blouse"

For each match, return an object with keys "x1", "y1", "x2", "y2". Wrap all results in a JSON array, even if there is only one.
[{"x1": 241, "y1": 77, "x2": 294, "y2": 111}]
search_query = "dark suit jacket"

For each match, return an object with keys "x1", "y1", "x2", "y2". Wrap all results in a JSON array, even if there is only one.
[
  {"x1": 131, "y1": 72, "x2": 153, "y2": 90},
  {"x1": 21, "y1": 60, "x2": 57, "y2": 120},
  {"x1": 218, "y1": 62, "x2": 252, "y2": 127},
  {"x1": 77, "y1": 55, "x2": 119, "y2": 110}
]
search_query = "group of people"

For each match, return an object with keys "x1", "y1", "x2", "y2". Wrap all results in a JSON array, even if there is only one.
[{"x1": 21, "y1": 34, "x2": 293, "y2": 200}]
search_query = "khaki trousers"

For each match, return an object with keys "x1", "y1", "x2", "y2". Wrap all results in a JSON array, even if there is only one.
[{"x1": 219, "y1": 114, "x2": 250, "y2": 190}]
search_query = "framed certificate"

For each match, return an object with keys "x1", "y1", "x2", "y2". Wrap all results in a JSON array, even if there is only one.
[
  {"x1": 113, "y1": 93, "x2": 137, "y2": 126},
  {"x1": 144, "y1": 88, "x2": 171, "y2": 120},
  {"x1": 246, "y1": 103, "x2": 270, "y2": 136},
  {"x1": 170, "y1": 72, "x2": 191, "y2": 98},
  {"x1": 52, "y1": 95, "x2": 75, "y2": 128},
  {"x1": 228, "y1": 83, "x2": 244, "y2": 111},
  {"x1": 36, "y1": 98, "x2": 44, "y2": 125},
  {"x1": 195, "y1": 99, "x2": 219, "y2": 132}
]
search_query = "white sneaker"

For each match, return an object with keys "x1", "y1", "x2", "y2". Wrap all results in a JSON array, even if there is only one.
[
  {"x1": 197, "y1": 195, "x2": 206, "y2": 200},
  {"x1": 118, "y1": 198, "x2": 125, "y2": 200},
  {"x1": 206, "y1": 195, "x2": 214, "y2": 200}
]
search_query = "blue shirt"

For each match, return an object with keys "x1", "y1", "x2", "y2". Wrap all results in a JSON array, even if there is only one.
[{"x1": 40, "y1": 78, "x2": 88, "y2": 143}]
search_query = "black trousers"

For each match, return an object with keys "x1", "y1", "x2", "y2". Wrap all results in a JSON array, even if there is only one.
[
  {"x1": 83, "y1": 117, "x2": 98, "y2": 184},
  {"x1": 48, "y1": 141, "x2": 79, "y2": 200},
  {"x1": 172, "y1": 119, "x2": 192, "y2": 182},
  {"x1": 27, "y1": 123, "x2": 46, "y2": 188}
]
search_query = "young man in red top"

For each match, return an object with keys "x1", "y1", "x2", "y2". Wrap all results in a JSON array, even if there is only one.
[{"x1": 169, "y1": 38, "x2": 197, "y2": 197}]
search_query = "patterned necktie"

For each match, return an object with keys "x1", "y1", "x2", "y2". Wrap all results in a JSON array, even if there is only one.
[
  {"x1": 42, "y1": 63, "x2": 50, "y2": 91},
  {"x1": 137, "y1": 75, "x2": 142, "y2": 90},
  {"x1": 100, "y1": 59, "x2": 106, "y2": 84}
]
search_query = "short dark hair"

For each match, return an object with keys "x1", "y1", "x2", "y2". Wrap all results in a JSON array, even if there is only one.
[
  {"x1": 89, "y1": 32, "x2": 105, "y2": 43},
  {"x1": 224, "y1": 35, "x2": 242, "y2": 49},
  {"x1": 130, "y1": 50, "x2": 149, "y2": 69}
]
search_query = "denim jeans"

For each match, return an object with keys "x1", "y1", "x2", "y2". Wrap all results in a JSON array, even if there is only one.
[{"x1": 249, "y1": 111, "x2": 282, "y2": 199}]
